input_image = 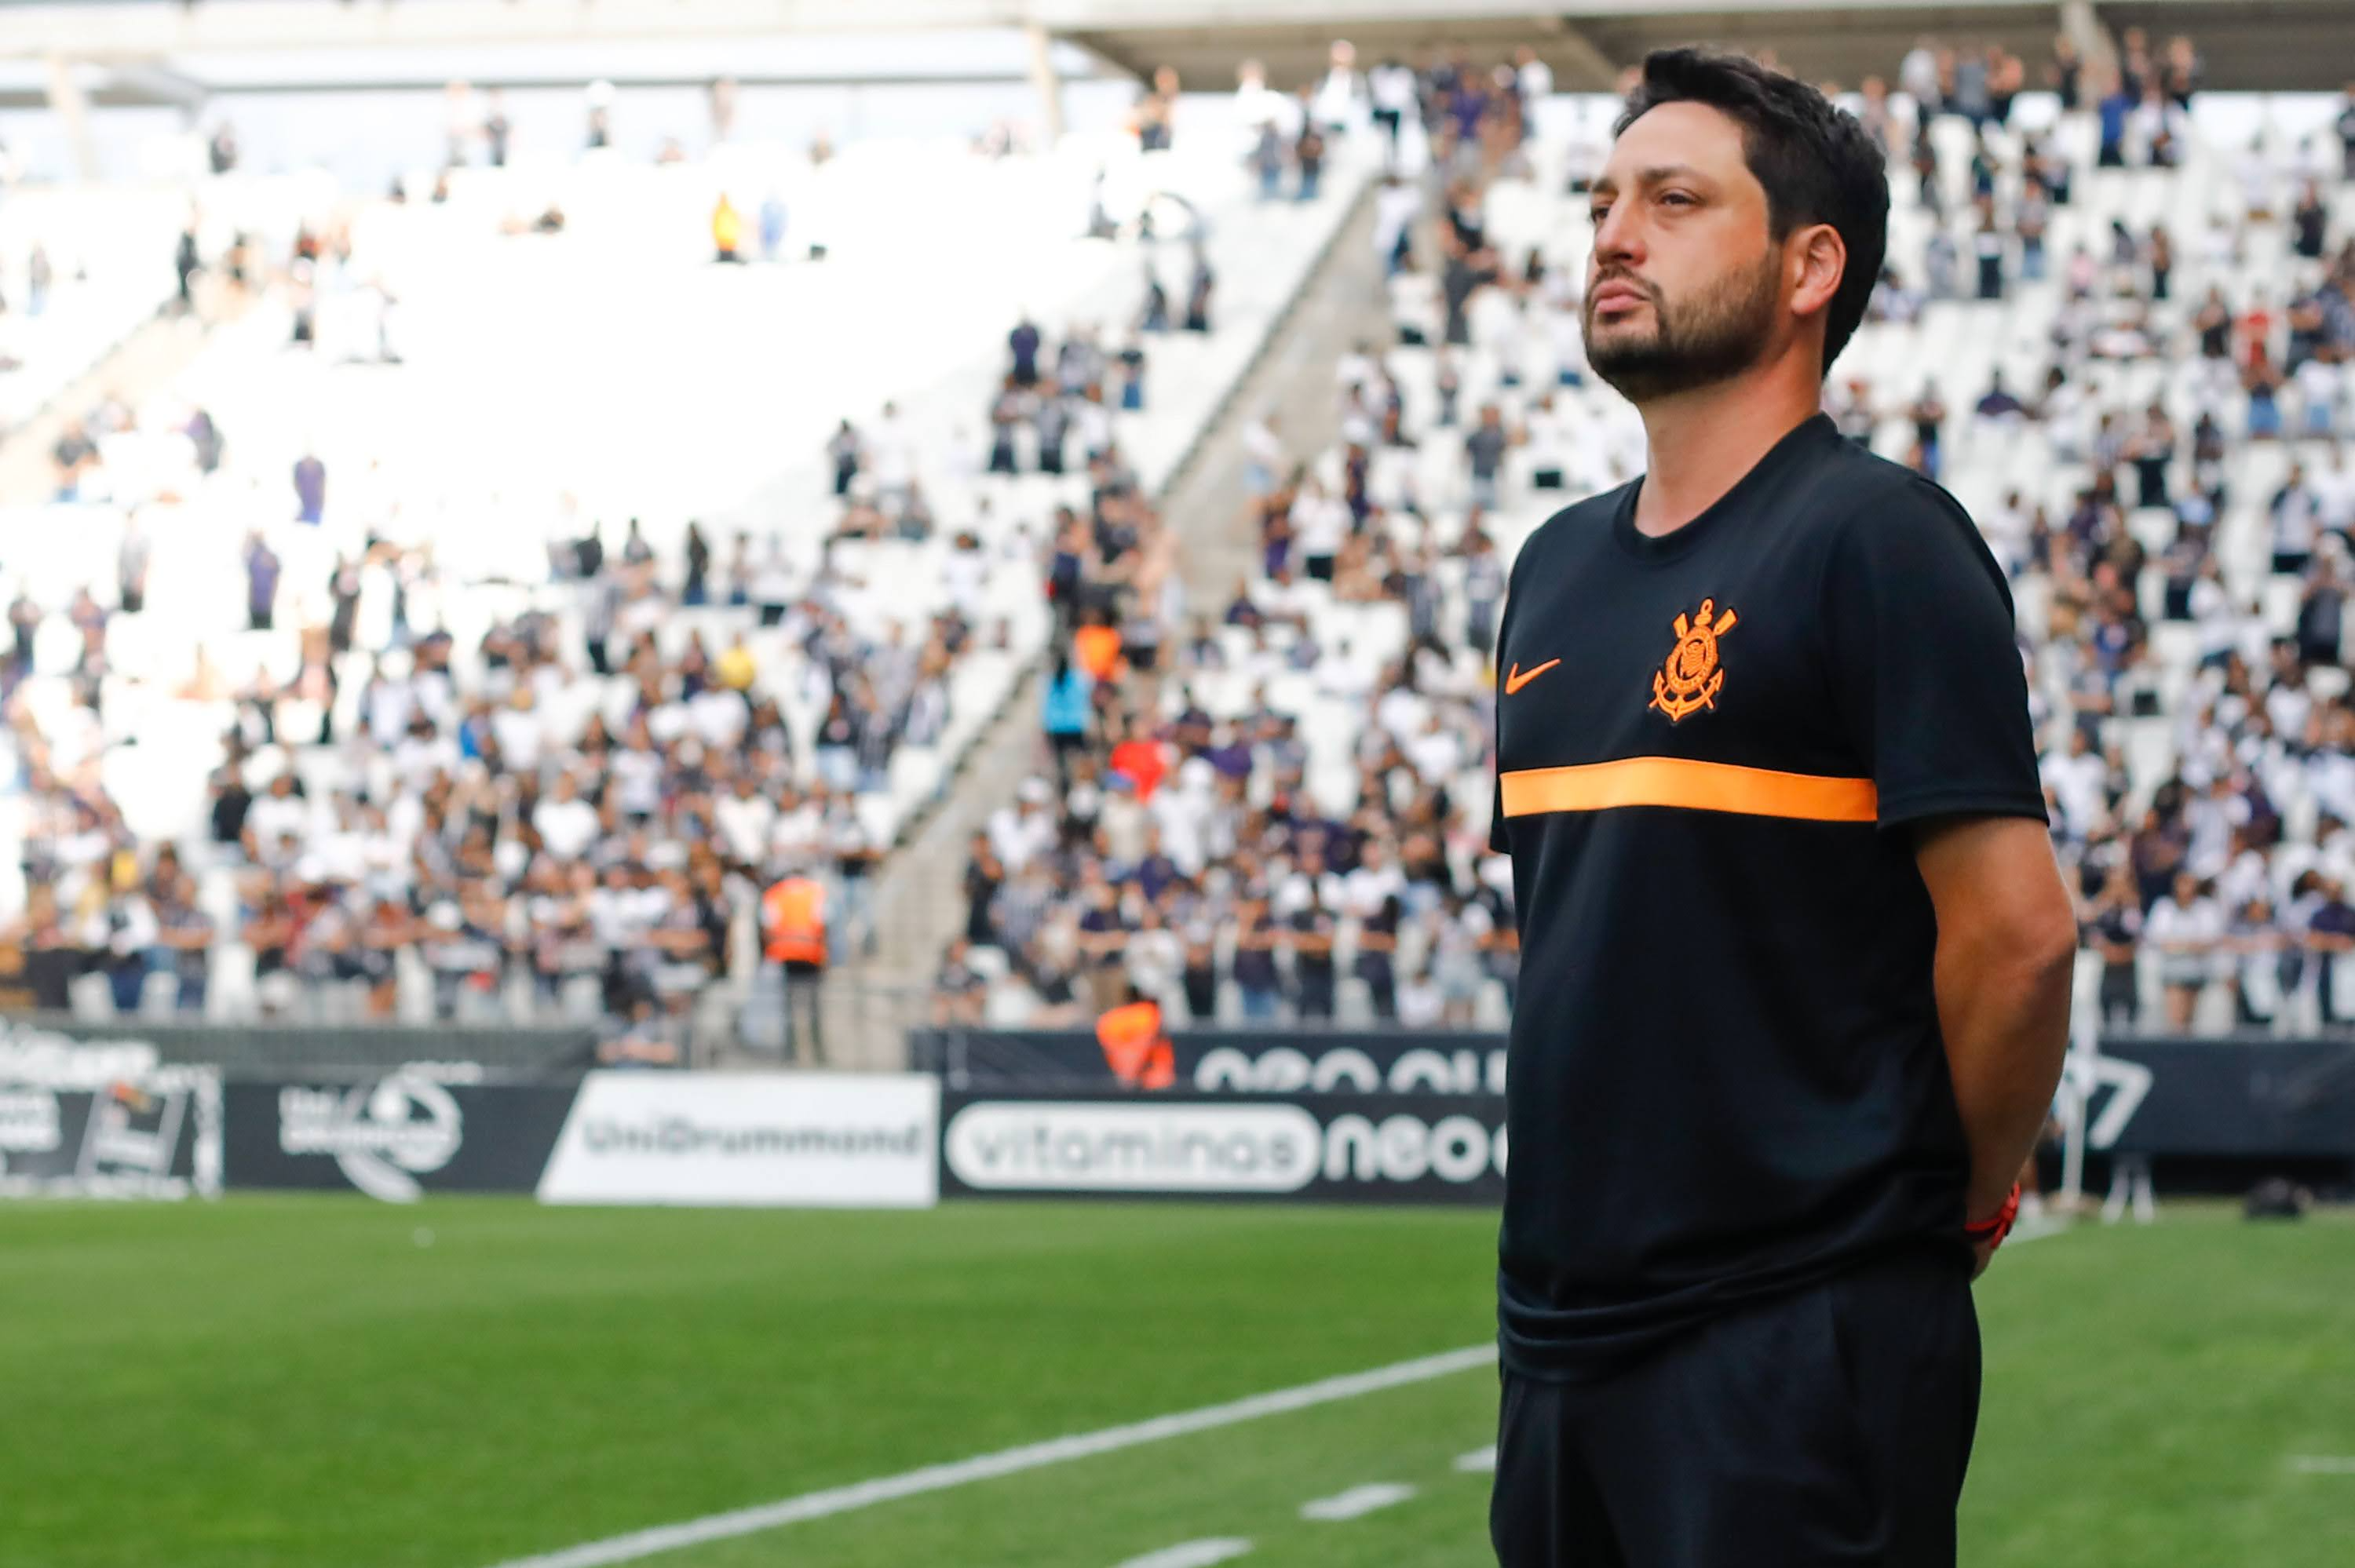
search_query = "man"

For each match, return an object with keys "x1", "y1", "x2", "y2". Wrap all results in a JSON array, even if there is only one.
[
  {"x1": 292, "y1": 450, "x2": 326, "y2": 526},
  {"x1": 2338, "y1": 81, "x2": 2355, "y2": 182},
  {"x1": 1094, "y1": 978, "x2": 1174, "y2": 1088},
  {"x1": 1009, "y1": 313, "x2": 1042, "y2": 388},
  {"x1": 932, "y1": 936, "x2": 989, "y2": 1027},
  {"x1": 1465, "y1": 403, "x2": 1517, "y2": 511},
  {"x1": 761, "y1": 859, "x2": 829, "y2": 1065},
  {"x1": 1973, "y1": 367, "x2": 2025, "y2": 421},
  {"x1": 52, "y1": 418, "x2": 97, "y2": 501},
  {"x1": 1487, "y1": 51, "x2": 2074, "y2": 1566}
]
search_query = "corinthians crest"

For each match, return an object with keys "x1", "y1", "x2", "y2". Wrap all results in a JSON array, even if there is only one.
[{"x1": 1648, "y1": 598, "x2": 1737, "y2": 723}]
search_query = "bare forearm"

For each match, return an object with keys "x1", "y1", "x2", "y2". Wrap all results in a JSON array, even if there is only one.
[{"x1": 1935, "y1": 939, "x2": 2073, "y2": 1218}]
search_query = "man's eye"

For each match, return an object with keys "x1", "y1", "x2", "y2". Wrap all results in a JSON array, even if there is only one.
[
  {"x1": 1589, "y1": 205, "x2": 1610, "y2": 224},
  {"x1": 1660, "y1": 191, "x2": 1696, "y2": 207}
]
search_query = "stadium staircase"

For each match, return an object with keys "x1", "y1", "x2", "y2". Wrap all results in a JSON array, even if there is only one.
[
  {"x1": 801, "y1": 179, "x2": 1394, "y2": 1070},
  {"x1": 0, "y1": 272, "x2": 242, "y2": 505}
]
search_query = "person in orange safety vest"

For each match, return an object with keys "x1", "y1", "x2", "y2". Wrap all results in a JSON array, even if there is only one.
[
  {"x1": 1095, "y1": 980, "x2": 1174, "y2": 1089},
  {"x1": 761, "y1": 865, "x2": 827, "y2": 1065}
]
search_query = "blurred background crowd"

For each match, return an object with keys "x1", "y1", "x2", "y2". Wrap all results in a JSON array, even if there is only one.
[{"x1": 0, "y1": 14, "x2": 2346, "y2": 1059}]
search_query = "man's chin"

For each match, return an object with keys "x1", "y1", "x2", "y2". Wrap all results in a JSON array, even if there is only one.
[{"x1": 1586, "y1": 346, "x2": 1680, "y2": 399}]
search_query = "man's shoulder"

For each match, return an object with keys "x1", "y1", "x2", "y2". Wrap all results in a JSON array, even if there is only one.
[
  {"x1": 1787, "y1": 436, "x2": 1978, "y2": 540},
  {"x1": 1511, "y1": 483, "x2": 1632, "y2": 572}
]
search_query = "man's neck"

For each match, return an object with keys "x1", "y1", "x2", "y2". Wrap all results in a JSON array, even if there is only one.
[{"x1": 1630, "y1": 359, "x2": 1825, "y2": 538}]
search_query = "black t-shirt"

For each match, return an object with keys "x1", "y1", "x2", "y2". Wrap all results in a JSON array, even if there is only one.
[
  {"x1": 1232, "y1": 909, "x2": 1279, "y2": 990},
  {"x1": 210, "y1": 782, "x2": 252, "y2": 844},
  {"x1": 2087, "y1": 903, "x2": 2140, "y2": 972},
  {"x1": 2292, "y1": 202, "x2": 2326, "y2": 259},
  {"x1": 1354, "y1": 896, "x2": 1400, "y2": 980},
  {"x1": 1288, "y1": 907, "x2": 1335, "y2": 980},
  {"x1": 18, "y1": 943, "x2": 82, "y2": 1010},
  {"x1": 1487, "y1": 414, "x2": 2043, "y2": 1381},
  {"x1": 1466, "y1": 425, "x2": 1507, "y2": 478}
]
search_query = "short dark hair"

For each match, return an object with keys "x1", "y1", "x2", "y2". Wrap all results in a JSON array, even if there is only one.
[{"x1": 1614, "y1": 47, "x2": 1888, "y2": 376}]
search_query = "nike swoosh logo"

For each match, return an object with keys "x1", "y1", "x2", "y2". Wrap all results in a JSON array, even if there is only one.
[{"x1": 1503, "y1": 659, "x2": 1560, "y2": 695}]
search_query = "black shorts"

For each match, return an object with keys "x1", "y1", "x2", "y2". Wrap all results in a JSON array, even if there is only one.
[{"x1": 1492, "y1": 1245, "x2": 1978, "y2": 1567}]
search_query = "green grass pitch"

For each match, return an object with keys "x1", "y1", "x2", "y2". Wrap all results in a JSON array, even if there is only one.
[{"x1": 3, "y1": 1198, "x2": 2350, "y2": 1567}]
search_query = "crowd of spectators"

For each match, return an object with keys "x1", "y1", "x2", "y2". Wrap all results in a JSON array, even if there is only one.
[
  {"x1": 941, "y1": 46, "x2": 1570, "y2": 1032},
  {"x1": 937, "y1": 41, "x2": 2355, "y2": 1038},
  {"x1": 9, "y1": 38, "x2": 2355, "y2": 1047},
  {"x1": 1838, "y1": 46, "x2": 2355, "y2": 1033},
  {"x1": 0, "y1": 269, "x2": 1068, "y2": 1042},
  {"x1": 0, "y1": 505, "x2": 948, "y2": 1042},
  {"x1": 0, "y1": 52, "x2": 1354, "y2": 1043}
]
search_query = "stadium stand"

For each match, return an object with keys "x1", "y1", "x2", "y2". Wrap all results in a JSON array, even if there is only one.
[
  {"x1": 938, "y1": 39, "x2": 2355, "y2": 1045},
  {"x1": 0, "y1": 185, "x2": 191, "y2": 432},
  {"x1": 2, "y1": 22, "x2": 2353, "y2": 1063},
  {"x1": 0, "y1": 85, "x2": 1374, "y2": 1050}
]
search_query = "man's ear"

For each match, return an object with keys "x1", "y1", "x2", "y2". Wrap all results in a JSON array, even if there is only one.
[{"x1": 1790, "y1": 221, "x2": 1847, "y2": 323}]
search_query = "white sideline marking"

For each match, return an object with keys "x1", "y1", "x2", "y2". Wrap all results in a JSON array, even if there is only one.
[
  {"x1": 483, "y1": 1344, "x2": 1495, "y2": 1568},
  {"x1": 1113, "y1": 1539, "x2": 1254, "y2": 1568},
  {"x1": 1454, "y1": 1446, "x2": 1497, "y2": 1473},
  {"x1": 2289, "y1": 1456, "x2": 2355, "y2": 1475},
  {"x1": 1299, "y1": 1482, "x2": 1416, "y2": 1521}
]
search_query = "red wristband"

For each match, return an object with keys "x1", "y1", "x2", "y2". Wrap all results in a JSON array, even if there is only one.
[{"x1": 1962, "y1": 1182, "x2": 2021, "y2": 1251}]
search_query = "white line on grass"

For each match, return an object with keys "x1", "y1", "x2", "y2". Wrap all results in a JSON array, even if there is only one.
[
  {"x1": 1454, "y1": 1446, "x2": 1497, "y2": 1473},
  {"x1": 482, "y1": 1344, "x2": 1495, "y2": 1568},
  {"x1": 2288, "y1": 1456, "x2": 2355, "y2": 1475},
  {"x1": 1299, "y1": 1483, "x2": 1416, "y2": 1521},
  {"x1": 1112, "y1": 1540, "x2": 1254, "y2": 1568}
]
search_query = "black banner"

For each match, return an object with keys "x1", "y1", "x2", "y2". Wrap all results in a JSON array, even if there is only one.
[
  {"x1": 223, "y1": 1073, "x2": 582, "y2": 1201},
  {"x1": 2099, "y1": 1039, "x2": 2355, "y2": 1157},
  {"x1": 0, "y1": 1078, "x2": 218, "y2": 1198},
  {"x1": 921, "y1": 1031, "x2": 2355, "y2": 1168},
  {"x1": 911, "y1": 1030, "x2": 1506, "y2": 1096},
  {"x1": 0, "y1": 1012, "x2": 598, "y2": 1080},
  {"x1": 940, "y1": 1090, "x2": 1506, "y2": 1205}
]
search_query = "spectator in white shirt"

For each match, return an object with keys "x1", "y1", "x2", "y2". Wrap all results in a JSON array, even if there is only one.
[
  {"x1": 1123, "y1": 902, "x2": 1184, "y2": 1009},
  {"x1": 2271, "y1": 463, "x2": 2321, "y2": 573},
  {"x1": 2295, "y1": 357, "x2": 2341, "y2": 440},
  {"x1": 869, "y1": 400, "x2": 915, "y2": 512},
  {"x1": 1372, "y1": 173, "x2": 1422, "y2": 273},
  {"x1": 2312, "y1": 447, "x2": 2355, "y2": 539},
  {"x1": 247, "y1": 770, "x2": 312, "y2": 848},
  {"x1": 714, "y1": 774, "x2": 775, "y2": 866},
  {"x1": 1513, "y1": 46, "x2": 1554, "y2": 106},
  {"x1": 534, "y1": 771, "x2": 601, "y2": 862},
  {"x1": 1242, "y1": 410, "x2": 1285, "y2": 498},
  {"x1": 1311, "y1": 40, "x2": 1362, "y2": 134},
  {"x1": 491, "y1": 687, "x2": 546, "y2": 773},
  {"x1": 1233, "y1": 59, "x2": 1294, "y2": 151},
  {"x1": 1341, "y1": 838, "x2": 1407, "y2": 919},
  {"x1": 2040, "y1": 727, "x2": 2109, "y2": 841},
  {"x1": 2145, "y1": 870, "x2": 2224, "y2": 1029},
  {"x1": 988, "y1": 780, "x2": 1059, "y2": 872},
  {"x1": 1291, "y1": 479, "x2": 1348, "y2": 582}
]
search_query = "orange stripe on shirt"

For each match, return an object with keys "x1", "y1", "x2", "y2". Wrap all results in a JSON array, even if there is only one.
[{"x1": 1499, "y1": 757, "x2": 1879, "y2": 823}]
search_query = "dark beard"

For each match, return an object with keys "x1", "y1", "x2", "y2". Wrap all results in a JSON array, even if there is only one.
[{"x1": 1584, "y1": 251, "x2": 1783, "y2": 404}]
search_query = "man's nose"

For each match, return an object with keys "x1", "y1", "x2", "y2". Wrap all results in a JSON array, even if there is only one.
[{"x1": 1591, "y1": 202, "x2": 1644, "y2": 270}]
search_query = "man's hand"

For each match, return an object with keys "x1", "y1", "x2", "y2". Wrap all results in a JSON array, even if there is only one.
[{"x1": 1963, "y1": 1180, "x2": 2024, "y2": 1281}]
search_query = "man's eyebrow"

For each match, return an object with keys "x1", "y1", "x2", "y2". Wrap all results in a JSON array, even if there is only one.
[{"x1": 1589, "y1": 164, "x2": 1710, "y2": 196}]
